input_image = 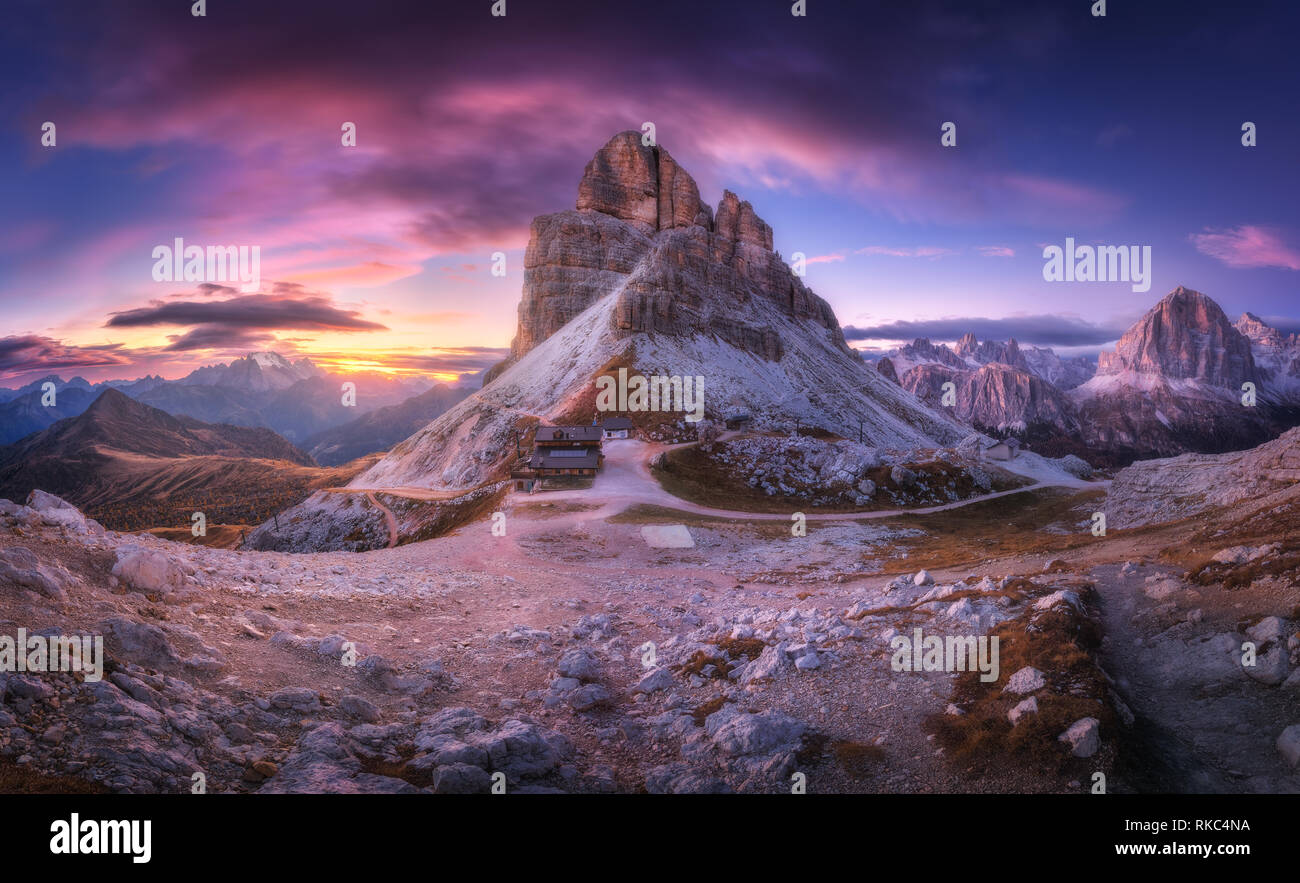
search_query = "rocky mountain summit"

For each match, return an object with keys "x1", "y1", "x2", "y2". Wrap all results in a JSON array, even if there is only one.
[
  {"x1": 180, "y1": 351, "x2": 322, "y2": 393},
  {"x1": 329, "y1": 132, "x2": 965, "y2": 503},
  {"x1": 879, "y1": 336, "x2": 1086, "y2": 439},
  {"x1": 1072, "y1": 287, "x2": 1285, "y2": 457},
  {"x1": 1091, "y1": 287, "x2": 1256, "y2": 387},
  {"x1": 1237, "y1": 312, "x2": 1300, "y2": 398},
  {"x1": 954, "y1": 333, "x2": 1029, "y2": 372},
  {"x1": 903, "y1": 362, "x2": 1079, "y2": 437},
  {"x1": 495, "y1": 131, "x2": 847, "y2": 373}
]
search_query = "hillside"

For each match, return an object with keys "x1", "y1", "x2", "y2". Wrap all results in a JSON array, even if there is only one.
[
  {"x1": 351, "y1": 132, "x2": 965, "y2": 494},
  {"x1": 303, "y1": 383, "x2": 473, "y2": 466},
  {"x1": 0, "y1": 389, "x2": 364, "y2": 530}
]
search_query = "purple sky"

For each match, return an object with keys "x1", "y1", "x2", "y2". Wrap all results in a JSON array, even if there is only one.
[{"x1": 3, "y1": 0, "x2": 1298, "y2": 386}]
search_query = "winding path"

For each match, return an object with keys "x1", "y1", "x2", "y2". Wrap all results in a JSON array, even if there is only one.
[
  {"x1": 512, "y1": 437, "x2": 1105, "y2": 522},
  {"x1": 364, "y1": 492, "x2": 399, "y2": 548},
  {"x1": 345, "y1": 437, "x2": 1106, "y2": 528}
]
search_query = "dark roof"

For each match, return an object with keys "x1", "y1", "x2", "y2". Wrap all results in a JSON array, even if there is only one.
[
  {"x1": 535, "y1": 425, "x2": 604, "y2": 444},
  {"x1": 982, "y1": 437, "x2": 1020, "y2": 449},
  {"x1": 601, "y1": 416, "x2": 634, "y2": 430},
  {"x1": 529, "y1": 447, "x2": 601, "y2": 470}
]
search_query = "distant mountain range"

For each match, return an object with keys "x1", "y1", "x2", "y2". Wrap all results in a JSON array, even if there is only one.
[
  {"x1": 0, "y1": 351, "x2": 443, "y2": 446},
  {"x1": 874, "y1": 286, "x2": 1300, "y2": 460},
  {"x1": 303, "y1": 382, "x2": 473, "y2": 466},
  {"x1": 0, "y1": 388, "x2": 369, "y2": 530}
]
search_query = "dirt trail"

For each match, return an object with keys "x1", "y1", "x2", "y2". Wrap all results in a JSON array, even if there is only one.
[
  {"x1": 359, "y1": 437, "x2": 1107, "y2": 526},
  {"x1": 365, "y1": 492, "x2": 399, "y2": 548}
]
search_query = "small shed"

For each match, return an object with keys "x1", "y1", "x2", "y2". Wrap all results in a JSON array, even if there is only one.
[
  {"x1": 601, "y1": 416, "x2": 634, "y2": 439},
  {"x1": 982, "y1": 437, "x2": 1021, "y2": 461}
]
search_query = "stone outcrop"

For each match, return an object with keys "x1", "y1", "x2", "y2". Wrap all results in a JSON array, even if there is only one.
[
  {"x1": 1070, "y1": 287, "x2": 1286, "y2": 457},
  {"x1": 902, "y1": 362, "x2": 1078, "y2": 436},
  {"x1": 1107, "y1": 425, "x2": 1300, "y2": 527},
  {"x1": 504, "y1": 130, "x2": 846, "y2": 369},
  {"x1": 334, "y1": 132, "x2": 968, "y2": 498},
  {"x1": 954, "y1": 334, "x2": 1030, "y2": 372},
  {"x1": 1237, "y1": 311, "x2": 1300, "y2": 395},
  {"x1": 1094, "y1": 286, "x2": 1256, "y2": 387}
]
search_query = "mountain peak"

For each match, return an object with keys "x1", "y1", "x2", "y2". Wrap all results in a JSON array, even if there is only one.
[
  {"x1": 83, "y1": 386, "x2": 147, "y2": 418},
  {"x1": 1095, "y1": 287, "x2": 1255, "y2": 386},
  {"x1": 1162, "y1": 285, "x2": 1214, "y2": 307},
  {"x1": 248, "y1": 351, "x2": 293, "y2": 368},
  {"x1": 577, "y1": 131, "x2": 710, "y2": 234}
]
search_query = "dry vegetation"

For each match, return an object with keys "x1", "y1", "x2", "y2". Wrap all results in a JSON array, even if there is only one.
[
  {"x1": 653, "y1": 442, "x2": 1031, "y2": 515},
  {"x1": 380, "y1": 483, "x2": 509, "y2": 546},
  {"x1": 925, "y1": 581, "x2": 1117, "y2": 784},
  {"x1": 879, "y1": 487, "x2": 1105, "y2": 574},
  {"x1": 144, "y1": 523, "x2": 251, "y2": 549},
  {"x1": 78, "y1": 455, "x2": 379, "y2": 532}
]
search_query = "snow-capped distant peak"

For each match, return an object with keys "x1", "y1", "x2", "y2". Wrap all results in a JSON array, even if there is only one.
[{"x1": 249, "y1": 351, "x2": 293, "y2": 369}]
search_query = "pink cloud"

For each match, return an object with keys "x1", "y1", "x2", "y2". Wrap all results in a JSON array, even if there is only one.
[
  {"x1": 999, "y1": 174, "x2": 1127, "y2": 218},
  {"x1": 977, "y1": 245, "x2": 1015, "y2": 257},
  {"x1": 284, "y1": 261, "x2": 423, "y2": 289},
  {"x1": 1190, "y1": 225, "x2": 1300, "y2": 271},
  {"x1": 856, "y1": 245, "x2": 955, "y2": 258}
]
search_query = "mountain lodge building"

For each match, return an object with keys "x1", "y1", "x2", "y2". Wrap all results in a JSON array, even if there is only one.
[{"x1": 981, "y1": 437, "x2": 1021, "y2": 461}]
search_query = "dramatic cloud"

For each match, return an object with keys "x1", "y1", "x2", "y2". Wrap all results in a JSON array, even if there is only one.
[
  {"x1": 365, "y1": 347, "x2": 510, "y2": 373},
  {"x1": 0, "y1": 335, "x2": 130, "y2": 379},
  {"x1": 6, "y1": 0, "x2": 1299, "y2": 385},
  {"x1": 1190, "y1": 226, "x2": 1300, "y2": 271},
  {"x1": 163, "y1": 327, "x2": 280, "y2": 352},
  {"x1": 106, "y1": 293, "x2": 388, "y2": 333},
  {"x1": 844, "y1": 315, "x2": 1125, "y2": 347}
]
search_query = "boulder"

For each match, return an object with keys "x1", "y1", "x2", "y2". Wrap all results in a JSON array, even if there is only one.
[
  {"x1": 98, "y1": 616, "x2": 180, "y2": 669},
  {"x1": 432, "y1": 763, "x2": 492, "y2": 794},
  {"x1": 1277, "y1": 724, "x2": 1300, "y2": 768},
  {"x1": 556, "y1": 647, "x2": 601, "y2": 683},
  {"x1": 1003, "y1": 666, "x2": 1046, "y2": 695},
  {"x1": 0, "y1": 547, "x2": 75, "y2": 600},
  {"x1": 1008, "y1": 696, "x2": 1039, "y2": 726},
  {"x1": 111, "y1": 547, "x2": 184, "y2": 595},
  {"x1": 708, "y1": 711, "x2": 806, "y2": 758},
  {"x1": 1058, "y1": 717, "x2": 1101, "y2": 758},
  {"x1": 631, "y1": 667, "x2": 674, "y2": 694}
]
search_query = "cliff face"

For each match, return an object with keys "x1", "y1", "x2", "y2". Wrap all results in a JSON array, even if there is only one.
[
  {"x1": 332, "y1": 132, "x2": 967, "y2": 499},
  {"x1": 506, "y1": 131, "x2": 848, "y2": 369},
  {"x1": 1094, "y1": 286, "x2": 1256, "y2": 387},
  {"x1": 1237, "y1": 311, "x2": 1300, "y2": 390},
  {"x1": 902, "y1": 362, "x2": 1078, "y2": 436},
  {"x1": 1071, "y1": 287, "x2": 1280, "y2": 457},
  {"x1": 954, "y1": 334, "x2": 1030, "y2": 373}
]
